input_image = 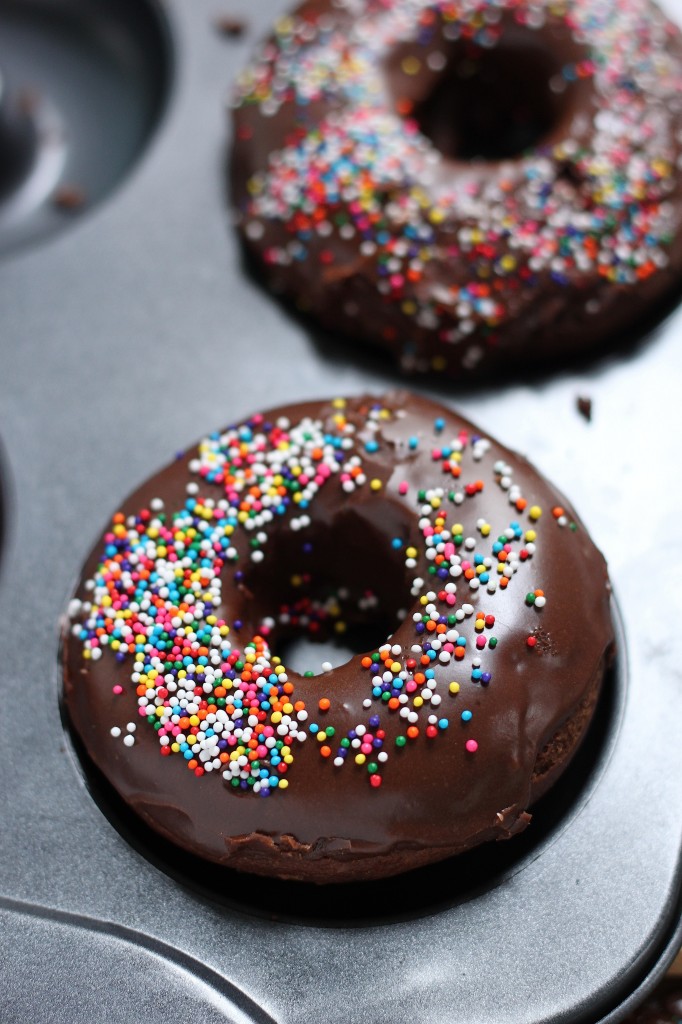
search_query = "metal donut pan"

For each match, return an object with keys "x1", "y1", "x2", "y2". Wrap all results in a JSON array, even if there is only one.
[{"x1": 0, "y1": 0, "x2": 681, "y2": 1021}]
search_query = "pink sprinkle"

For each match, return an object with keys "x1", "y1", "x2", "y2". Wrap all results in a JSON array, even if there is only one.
[
  {"x1": 112, "y1": 684, "x2": 123, "y2": 695},
  {"x1": 398, "y1": 481, "x2": 408, "y2": 495},
  {"x1": 465, "y1": 739, "x2": 478, "y2": 753}
]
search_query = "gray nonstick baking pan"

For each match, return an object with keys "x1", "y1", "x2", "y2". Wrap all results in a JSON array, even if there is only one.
[{"x1": 1, "y1": 0, "x2": 681, "y2": 1021}]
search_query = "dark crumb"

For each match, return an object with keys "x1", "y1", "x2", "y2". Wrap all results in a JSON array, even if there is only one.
[
  {"x1": 53, "y1": 185, "x2": 87, "y2": 211},
  {"x1": 214, "y1": 15, "x2": 248, "y2": 37},
  {"x1": 576, "y1": 395, "x2": 592, "y2": 422},
  {"x1": 17, "y1": 89, "x2": 40, "y2": 116}
]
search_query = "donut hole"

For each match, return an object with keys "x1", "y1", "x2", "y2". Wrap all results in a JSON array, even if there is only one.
[
  {"x1": 236, "y1": 513, "x2": 413, "y2": 676},
  {"x1": 416, "y1": 43, "x2": 561, "y2": 160},
  {"x1": 387, "y1": 25, "x2": 587, "y2": 162}
]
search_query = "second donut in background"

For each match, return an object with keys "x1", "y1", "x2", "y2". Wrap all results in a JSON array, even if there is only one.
[{"x1": 231, "y1": 0, "x2": 682, "y2": 379}]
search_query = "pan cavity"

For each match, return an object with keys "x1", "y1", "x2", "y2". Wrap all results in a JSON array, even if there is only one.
[{"x1": 0, "y1": 0, "x2": 172, "y2": 257}]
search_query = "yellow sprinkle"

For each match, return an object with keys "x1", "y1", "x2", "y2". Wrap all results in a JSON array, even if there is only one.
[
  {"x1": 271, "y1": 712, "x2": 282, "y2": 724},
  {"x1": 278, "y1": 779, "x2": 289, "y2": 789},
  {"x1": 390, "y1": 661, "x2": 401, "y2": 674},
  {"x1": 529, "y1": 505, "x2": 542, "y2": 520},
  {"x1": 414, "y1": 696, "x2": 424, "y2": 708},
  {"x1": 406, "y1": 546, "x2": 418, "y2": 559},
  {"x1": 171, "y1": 743, "x2": 180, "y2": 753},
  {"x1": 525, "y1": 529, "x2": 537, "y2": 542},
  {"x1": 355, "y1": 754, "x2": 366, "y2": 766},
  {"x1": 282, "y1": 702, "x2": 293, "y2": 715},
  {"x1": 449, "y1": 682, "x2": 460, "y2": 695},
  {"x1": 332, "y1": 398, "x2": 346, "y2": 409},
  {"x1": 401, "y1": 55, "x2": 421, "y2": 75},
  {"x1": 370, "y1": 478, "x2": 382, "y2": 491}
]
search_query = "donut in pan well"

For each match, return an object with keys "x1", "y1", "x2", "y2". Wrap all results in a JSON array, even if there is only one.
[
  {"x1": 64, "y1": 393, "x2": 614, "y2": 883},
  {"x1": 231, "y1": 0, "x2": 682, "y2": 378}
]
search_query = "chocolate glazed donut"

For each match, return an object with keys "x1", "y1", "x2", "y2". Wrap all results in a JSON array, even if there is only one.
[
  {"x1": 230, "y1": 0, "x2": 682, "y2": 378},
  {"x1": 63, "y1": 394, "x2": 614, "y2": 883}
]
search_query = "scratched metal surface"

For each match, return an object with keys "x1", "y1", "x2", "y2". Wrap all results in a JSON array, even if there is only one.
[{"x1": 0, "y1": 0, "x2": 681, "y2": 1021}]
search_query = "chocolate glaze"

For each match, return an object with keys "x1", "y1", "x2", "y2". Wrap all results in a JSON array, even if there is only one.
[
  {"x1": 63, "y1": 394, "x2": 614, "y2": 882},
  {"x1": 230, "y1": 0, "x2": 682, "y2": 378},
  {"x1": 622, "y1": 978, "x2": 682, "y2": 1024}
]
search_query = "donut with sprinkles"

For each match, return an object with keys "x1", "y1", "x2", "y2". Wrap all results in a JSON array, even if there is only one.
[
  {"x1": 64, "y1": 394, "x2": 614, "y2": 882},
  {"x1": 231, "y1": 0, "x2": 682, "y2": 377}
]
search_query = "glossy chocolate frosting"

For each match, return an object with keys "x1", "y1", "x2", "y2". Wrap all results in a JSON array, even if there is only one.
[
  {"x1": 63, "y1": 394, "x2": 614, "y2": 882},
  {"x1": 230, "y1": 0, "x2": 682, "y2": 378},
  {"x1": 622, "y1": 978, "x2": 682, "y2": 1024}
]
